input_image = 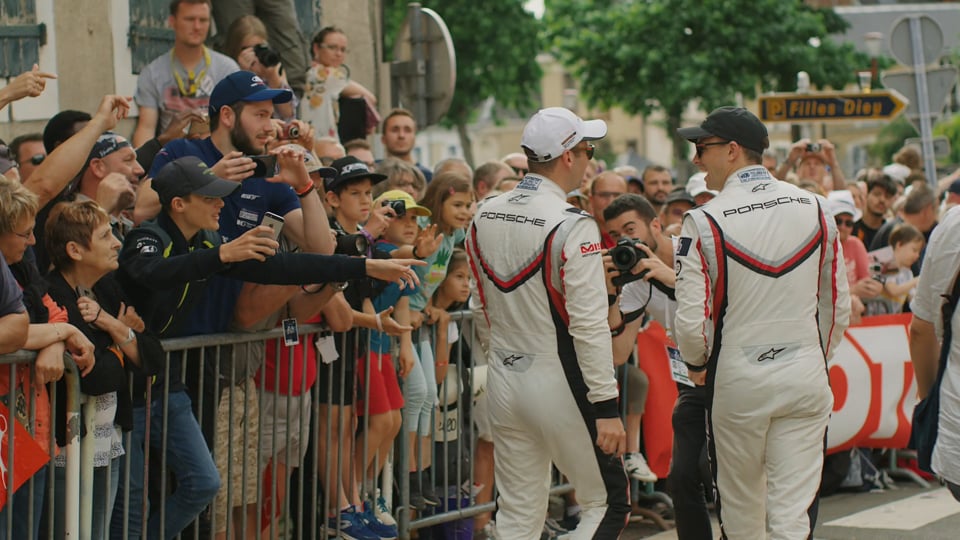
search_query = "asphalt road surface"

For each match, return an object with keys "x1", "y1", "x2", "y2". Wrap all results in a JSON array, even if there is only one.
[{"x1": 623, "y1": 483, "x2": 960, "y2": 539}]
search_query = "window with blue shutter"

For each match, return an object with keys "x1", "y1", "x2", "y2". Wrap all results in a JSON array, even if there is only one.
[
  {"x1": 294, "y1": 0, "x2": 322, "y2": 41},
  {"x1": 128, "y1": 0, "x2": 174, "y2": 74},
  {"x1": 0, "y1": 0, "x2": 46, "y2": 77}
]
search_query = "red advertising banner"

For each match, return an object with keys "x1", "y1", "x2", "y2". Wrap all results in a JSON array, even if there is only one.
[
  {"x1": 0, "y1": 401, "x2": 50, "y2": 509},
  {"x1": 637, "y1": 314, "x2": 918, "y2": 477}
]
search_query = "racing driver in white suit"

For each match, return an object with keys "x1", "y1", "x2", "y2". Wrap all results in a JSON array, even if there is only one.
[
  {"x1": 674, "y1": 107, "x2": 850, "y2": 540},
  {"x1": 466, "y1": 107, "x2": 629, "y2": 540}
]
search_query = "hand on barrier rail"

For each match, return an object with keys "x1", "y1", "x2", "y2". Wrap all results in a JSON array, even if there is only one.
[
  {"x1": 595, "y1": 417, "x2": 627, "y2": 457},
  {"x1": 34, "y1": 344, "x2": 65, "y2": 387},
  {"x1": 62, "y1": 325, "x2": 95, "y2": 377},
  {"x1": 423, "y1": 305, "x2": 443, "y2": 325},
  {"x1": 365, "y1": 258, "x2": 425, "y2": 289},
  {"x1": 220, "y1": 226, "x2": 280, "y2": 263},
  {"x1": 376, "y1": 307, "x2": 412, "y2": 336}
]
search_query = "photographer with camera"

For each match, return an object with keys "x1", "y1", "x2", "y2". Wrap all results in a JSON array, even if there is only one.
[
  {"x1": 776, "y1": 138, "x2": 847, "y2": 192},
  {"x1": 602, "y1": 193, "x2": 713, "y2": 539},
  {"x1": 222, "y1": 15, "x2": 297, "y2": 122}
]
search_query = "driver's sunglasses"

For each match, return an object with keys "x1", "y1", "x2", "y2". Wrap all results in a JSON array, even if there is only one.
[
  {"x1": 575, "y1": 143, "x2": 596, "y2": 160},
  {"x1": 510, "y1": 165, "x2": 528, "y2": 176}
]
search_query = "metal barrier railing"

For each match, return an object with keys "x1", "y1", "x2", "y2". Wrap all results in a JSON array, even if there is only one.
[
  {"x1": 1, "y1": 309, "x2": 662, "y2": 539},
  {"x1": 0, "y1": 350, "x2": 81, "y2": 540}
]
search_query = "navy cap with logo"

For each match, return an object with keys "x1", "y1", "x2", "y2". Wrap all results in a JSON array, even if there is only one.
[
  {"x1": 326, "y1": 155, "x2": 387, "y2": 192},
  {"x1": 152, "y1": 156, "x2": 241, "y2": 205},
  {"x1": 677, "y1": 106, "x2": 769, "y2": 155},
  {"x1": 208, "y1": 71, "x2": 293, "y2": 116}
]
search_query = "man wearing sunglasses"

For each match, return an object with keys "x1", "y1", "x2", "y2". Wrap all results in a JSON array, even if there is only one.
[
  {"x1": 675, "y1": 106, "x2": 850, "y2": 540},
  {"x1": 467, "y1": 107, "x2": 629, "y2": 540},
  {"x1": 502, "y1": 152, "x2": 529, "y2": 177},
  {"x1": 10, "y1": 133, "x2": 46, "y2": 183}
]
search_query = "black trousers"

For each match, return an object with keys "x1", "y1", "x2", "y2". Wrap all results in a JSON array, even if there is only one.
[{"x1": 669, "y1": 384, "x2": 713, "y2": 540}]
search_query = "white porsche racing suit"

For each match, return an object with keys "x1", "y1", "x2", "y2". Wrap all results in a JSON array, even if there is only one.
[
  {"x1": 466, "y1": 174, "x2": 630, "y2": 540},
  {"x1": 674, "y1": 165, "x2": 850, "y2": 540}
]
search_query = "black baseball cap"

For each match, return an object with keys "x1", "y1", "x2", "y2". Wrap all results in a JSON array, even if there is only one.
[
  {"x1": 152, "y1": 156, "x2": 240, "y2": 204},
  {"x1": 326, "y1": 155, "x2": 387, "y2": 192},
  {"x1": 677, "y1": 106, "x2": 769, "y2": 155}
]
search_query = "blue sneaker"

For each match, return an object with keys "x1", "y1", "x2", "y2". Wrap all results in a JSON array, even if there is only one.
[
  {"x1": 356, "y1": 503, "x2": 398, "y2": 539},
  {"x1": 326, "y1": 510, "x2": 380, "y2": 540}
]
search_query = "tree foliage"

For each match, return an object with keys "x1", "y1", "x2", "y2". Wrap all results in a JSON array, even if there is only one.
[
  {"x1": 545, "y1": 0, "x2": 868, "y2": 165},
  {"x1": 383, "y1": 0, "x2": 543, "y2": 164}
]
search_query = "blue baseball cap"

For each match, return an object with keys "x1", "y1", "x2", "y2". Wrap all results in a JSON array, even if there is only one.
[{"x1": 208, "y1": 71, "x2": 293, "y2": 116}]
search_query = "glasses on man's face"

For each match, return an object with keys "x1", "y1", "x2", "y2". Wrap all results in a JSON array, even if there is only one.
[
  {"x1": 573, "y1": 143, "x2": 595, "y2": 160},
  {"x1": 319, "y1": 44, "x2": 348, "y2": 54},
  {"x1": 13, "y1": 227, "x2": 34, "y2": 240},
  {"x1": 510, "y1": 165, "x2": 529, "y2": 176},
  {"x1": 835, "y1": 217, "x2": 854, "y2": 228},
  {"x1": 695, "y1": 140, "x2": 730, "y2": 158},
  {"x1": 27, "y1": 154, "x2": 45, "y2": 166}
]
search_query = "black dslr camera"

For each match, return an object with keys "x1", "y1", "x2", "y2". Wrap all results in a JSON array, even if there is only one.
[
  {"x1": 609, "y1": 238, "x2": 649, "y2": 287},
  {"x1": 382, "y1": 199, "x2": 407, "y2": 218},
  {"x1": 253, "y1": 43, "x2": 282, "y2": 68},
  {"x1": 335, "y1": 233, "x2": 370, "y2": 257}
]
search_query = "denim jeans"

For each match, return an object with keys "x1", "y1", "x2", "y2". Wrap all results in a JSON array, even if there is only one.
[
  {"x1": 109, "y1": 390, "x2": 220, "y2": 540},
  {"x1": 0, "y1": 467, "x2": 46, "y2": 540}
]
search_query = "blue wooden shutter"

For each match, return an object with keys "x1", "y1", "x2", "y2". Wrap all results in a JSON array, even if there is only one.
[
  {"x1": 0, "y1": 0, "x2": 46, "y2": 77},
  {"x1": 294, "y1": 0, "x2": 322, "y2": 42},
  {"x1": 128, "y1": 0, "x2": 174, "y2": 74}
]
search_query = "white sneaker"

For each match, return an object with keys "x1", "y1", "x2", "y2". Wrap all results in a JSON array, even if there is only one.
[
  {"x1": 624, "y1": 452, "x2": 658, "y2": 483},
  {"x1": 374, "y1": 488, "x2": 397, "y2": 527}
]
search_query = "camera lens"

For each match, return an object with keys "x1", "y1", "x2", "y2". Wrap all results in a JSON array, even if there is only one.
[
  {"x1": 285, "y1": 124, "x2": 300, "y2": 139},
  {"x1": 384, "y1": 199, "x2": 407, "y2": 217},
  {"x1": 254, "y1": 44, "x2": 281, "y2": 68}
]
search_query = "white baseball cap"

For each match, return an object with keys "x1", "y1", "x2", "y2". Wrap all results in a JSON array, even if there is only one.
[
  {"x1": 685, "y1": 172, "x2": 718, "y2": 198},
  {"x1": 521, "y1": 107, "x2": 607, "y2": 163},
  {"x1": 827, "y1": 189, "x2": 862, "y2": 222}
]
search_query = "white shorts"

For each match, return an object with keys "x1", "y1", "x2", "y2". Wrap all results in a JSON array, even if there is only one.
[{"x1": 259, "y1": 389, "x2": 312, "y2": 468}]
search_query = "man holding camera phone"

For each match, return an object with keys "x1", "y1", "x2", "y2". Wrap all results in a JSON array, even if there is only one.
[{"x1": 467, "y1": 107, "x2": 629, "y2": 540}]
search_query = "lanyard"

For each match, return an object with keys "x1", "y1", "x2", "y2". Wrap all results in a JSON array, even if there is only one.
[{"x1": 171, "y1": 46, "x2": 211, "y2": 97}]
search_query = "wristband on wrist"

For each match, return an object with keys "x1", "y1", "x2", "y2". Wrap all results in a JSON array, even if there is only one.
[
  {"x1": 295, "y1": 181, "x2": 315, "y2": 197},
  {"x1": 375, "y1": 312, "x2": 384, "y2": 332},
  {"x1": 117, "y1": 327, "x2": 136, "y2": 347},
  {"x1": 412, "y1": 244, "x2": 422, "y2": 259},
  {"x1": 685, "y1": 361, "x2": 708, "y2": 373}
]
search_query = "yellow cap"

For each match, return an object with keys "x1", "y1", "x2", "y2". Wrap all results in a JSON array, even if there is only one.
[{"x1": 373, "y1": 189, "x2": 431, "y2": 217}]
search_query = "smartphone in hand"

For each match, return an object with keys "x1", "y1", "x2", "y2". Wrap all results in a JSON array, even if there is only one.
[
  {"x1": 251, "y1": 154, "x2": 278, "y2": 178},
  {"x1": 260, "y1": 212, "x2": 285, "y2": 240}
]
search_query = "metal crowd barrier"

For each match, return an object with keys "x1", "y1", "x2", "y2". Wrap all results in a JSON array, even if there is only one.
[
  {"x1": 0, "y1": 350, "x2": 81, "y2": 540},
  {"x1": 1, "y1": 309, "x2": 663, "y2": 540}
]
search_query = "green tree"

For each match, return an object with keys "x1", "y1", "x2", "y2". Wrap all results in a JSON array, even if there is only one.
[
  {"x1": 545, "y1": 0, "x2": 866, "y2": 177},
  {"x1": 384, "y1": 0, "x2": 543, "y2": 166}
]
